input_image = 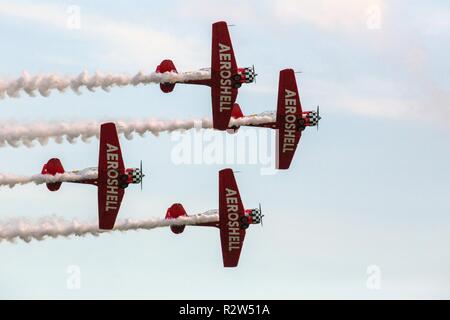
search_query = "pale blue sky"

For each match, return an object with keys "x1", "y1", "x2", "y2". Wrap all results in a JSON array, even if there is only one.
[{"x1": 0, "y1": 0, "x2": 449, "y2": 299}]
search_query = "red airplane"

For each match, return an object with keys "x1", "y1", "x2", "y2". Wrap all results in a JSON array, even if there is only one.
[
  {"x1": 40, "y1": 122, "x2": 145, "y2": 230},
  {"x1": 164, "y1": 168, "x2": 263, "y2": 268},
  {"x1": 155, "y1": 21, "x2": 256, "y2": 130},
  {"x1": 227, "y1": 68, "x2": 321, "y2": 169}
]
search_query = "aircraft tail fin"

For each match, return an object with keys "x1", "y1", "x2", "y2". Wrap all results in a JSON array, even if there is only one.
[
  {"x1": 156, "y1": 59, "x2": 177, "y2": 93},
  {"x1": 41, "y1": 158, "x2": 65, "y2": 191}
]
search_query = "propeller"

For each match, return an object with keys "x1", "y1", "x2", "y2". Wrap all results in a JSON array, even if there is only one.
[
  {"x1": 316, "y1": 105, "x2": 321, "y2": 131},
  {"x1": 140, "y1": 160, "x2": 145, "y2": 190},
  {"x1": 252, "y1": 64, "x2": 257, "y2": 84},
  {"x1": 259, "y1": 203, "x2": 265, "y2": 227}
]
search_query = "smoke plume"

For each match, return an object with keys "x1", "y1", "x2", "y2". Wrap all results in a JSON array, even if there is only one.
[
  {"x1": 0, "y1": 169, "x2": 98, "y2": 188},
  {"x1": 0, "y1": 211, "x2": 219, "y2": 243},
  {"x1": 0, "y1": 70, "x2": 211, "y2": 98},
  {"x1": 0, "y1": 114, "x2": 275, "y2": 148}
]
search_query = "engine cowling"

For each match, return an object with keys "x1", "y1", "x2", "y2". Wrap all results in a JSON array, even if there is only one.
[
  {"x1": 301, "y1": 109, "x2": 321, "y2": 128},
  {"x1": 237, "y1": 67, "x2": 257, "y2": 84},
  {"x1": 243, "y1": 208, "x2": 263, "y2": 225}
]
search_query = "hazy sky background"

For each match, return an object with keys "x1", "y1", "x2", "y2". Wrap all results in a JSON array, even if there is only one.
[{"x1": 0, "y1": 0, "x2": 449, "y2": 299}]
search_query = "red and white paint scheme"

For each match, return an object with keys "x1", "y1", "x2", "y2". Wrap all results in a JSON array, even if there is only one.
[
  {"x1": 155, "y1": 21, "x2": 256, "y2": 131},
  {"x1": 164, "y1": 168, "x2": 263, "y2": 268},
  {"x1": 41, "y1": 123, "x2": 145, "y2": 230},
  {"x1": 227, "y1": 69, "x2": 321, "y2": 170}
]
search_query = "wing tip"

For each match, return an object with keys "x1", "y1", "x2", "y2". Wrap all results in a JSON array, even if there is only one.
[
  {"x1": 280, "y1": 68, "x2": 295, "y2": 76},
  {"x1": 101, "y1": 122, "x2": 116, "y2": 130},
  {"x1": 223, "y1": 262, "x2": 239, "y2": 268},
  {"x1": 99, "y1": 223, "x2": 114, "y2": 230},
  {"x1": 219, "y1": 168, "x2": 233, "y2": 176},
  {"x1": 213, "y1": 21, "x2": 227, "y2": 27}
]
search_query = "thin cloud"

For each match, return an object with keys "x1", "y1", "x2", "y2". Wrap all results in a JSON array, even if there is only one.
[
  {"x1": 176, "y1": 0, "x2": 260, "y2": 23},
  {"x1": 273, "y1": 0, "x2": 385, "y2": 33},
  {"x1": 0, "y1": 2, "x2": 206, "y2": 68}
]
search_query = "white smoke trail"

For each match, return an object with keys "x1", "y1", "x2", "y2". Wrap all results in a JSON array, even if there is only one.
[
  {"x1": 0, "y1": 70, "x2": 211, "y2": 99},
  {"x1": 0, "y1": 169, "x2": 98, "y2": 188},
  {"x1": 0, "y1": 211, "x2": 219, "y2": 243},
  {"x1": 0, "y1": 113, "x2": 275, "y2": 148}
]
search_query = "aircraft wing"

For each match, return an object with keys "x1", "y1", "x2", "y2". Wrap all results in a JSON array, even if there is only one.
[
  {"x1": 219, "y1": 168, "x2": 246, "y2": 267},
  {"x1": 276, "y1": 69, "x2": 303, "y2": 170},
  {"x1": 211, "y1": 21, "x2": 238, "y2": 130},
  {"x1": 97, "y1": 122, "x2": 125, "y2": 230}
]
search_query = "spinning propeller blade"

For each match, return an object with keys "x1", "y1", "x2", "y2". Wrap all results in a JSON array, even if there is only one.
[
  {"x1": 316, "y1": 105, "x2": 321, "y2": 131},
  {"x1": 259, "y1": 203, "x2": 264, "y2": 227},
  {"x1": 140, "y1": 160, "x2": 145, "y2": 190}
]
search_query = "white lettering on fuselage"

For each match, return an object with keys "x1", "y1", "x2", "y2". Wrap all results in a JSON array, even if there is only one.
[
  {"x1": 282, "y1": 89, "x2": 297, "y2": 153},
  {"x1": 218, "y1": 43, "x2": 233, "y2": 112},
  {"x1": 225, "y1": 187, "x2": 241, "y2": 251},
  {"x1": 105, "y1": 143, "x2": 119, "y2": 212}
]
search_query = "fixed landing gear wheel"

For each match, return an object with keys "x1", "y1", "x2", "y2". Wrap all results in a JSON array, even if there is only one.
[
  {"x1": 240, "y1": 222, "x2": 249, "y2": 230},
  {"x1": 118, "y1": 174, "x2": 129, "y2": 189},
  {"x1": 240, "y1": 216, "x2": 248, "y2": 224},
  {"x1": 297, "y1": 118, "x2": 306, "y2": 131},
  {"x1": 232, "y1": 74, "x2": 241, "y2": 81},
  {"x1": 233, "y1": 82, "x2": 242, "y2": 89}
]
